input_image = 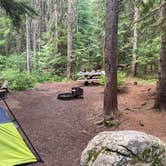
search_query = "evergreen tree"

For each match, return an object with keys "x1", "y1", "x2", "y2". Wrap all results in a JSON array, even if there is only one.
[{"x1": 104, "y1": 0, "x2": 119, "y2": 119}]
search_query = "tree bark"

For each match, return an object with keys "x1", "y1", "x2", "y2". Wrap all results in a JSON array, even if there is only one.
[
  {"x1": 32, "y1": 21, "x2": 38, "y2": 70},
  {"x1": 67, "y1": 0, "x2": 74, "y2": 80},
  {"x1": 131, "y1": 0, "x2": 138, "y2": 77},
  {"x1": 155, "y1": 5, "x2": 166, "y2": 111},
  {"x1": 143, "y1": 64, "x2": 147, "y2": 75},
  {"x1": 26, "y1": 17, "x2": 31, "y2": 74},
  {"x1": 54, "y1": 0, "x2": 58, "y2": 50},
  {"x1": 16, "y1": 30, "x2": 21, "y2": 53},
  {"x1": 104, "y1": 0, "x2": 119, "y2": 119},
  {"x1": 15, "y1": 29, "x2": 23, "y2": 72}
]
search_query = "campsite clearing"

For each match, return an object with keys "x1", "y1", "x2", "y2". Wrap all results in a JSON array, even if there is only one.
[{"x1": 3, "y1": 81, "x2": 166, "y2": 166}]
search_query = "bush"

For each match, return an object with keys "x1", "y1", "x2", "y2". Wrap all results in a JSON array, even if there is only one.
[
  {"x1": 118, "y1": 71, "x2": 127, "y2": 86},
  {"x1": 99, "y1": 74, "x2": 105, "y2": 86},
  {"x1": 53, "y1": 75, "x2": 66, "y2": 82},
  {"x1": 99, "y1": 71, "x2": 127, "y2": 86},
  {"x1": 32, "y1": 71, "x2": 54, "y2": 83},
  {"x1": 1, "y1": 70, "x2": 66, "y2": 90},
  {"x1": 2, "y1": 70, "x2": 36, "y2": 90},
  {"x1": 32, "y1": 71, "x2": 65, "y2": 83}
]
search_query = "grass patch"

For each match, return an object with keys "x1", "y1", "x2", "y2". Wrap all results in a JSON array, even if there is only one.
[
  {"x1": 127, "y1": 77, "x2": 156, "y2": 85},
  {"x1": 99, "y1": 71, "x2": 127, "y2": 86}
]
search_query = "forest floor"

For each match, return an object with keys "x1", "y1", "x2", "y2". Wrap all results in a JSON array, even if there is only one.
[{"x1": 3, "y1": 80, "x2": 166, "y2": 166}]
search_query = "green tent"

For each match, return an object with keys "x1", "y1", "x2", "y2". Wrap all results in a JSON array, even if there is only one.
[{"x1": 0, "y1": 106, "x2": 37, "y2": 166}]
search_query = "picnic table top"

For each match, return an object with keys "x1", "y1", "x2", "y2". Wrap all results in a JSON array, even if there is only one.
[{"x1": 77, "y1": 71, "x2": 105, "y2": 77}]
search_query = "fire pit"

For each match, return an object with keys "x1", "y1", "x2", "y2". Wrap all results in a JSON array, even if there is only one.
[{"x1": 57, "y1": 87, "x2": 84, "y2": 100}]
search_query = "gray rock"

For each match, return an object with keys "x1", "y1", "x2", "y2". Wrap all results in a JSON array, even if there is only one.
[{"x1": 80, "y1": 130, "x2": 166, "y2": 166}]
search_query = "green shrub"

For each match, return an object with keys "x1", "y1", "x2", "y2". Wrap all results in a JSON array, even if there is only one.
[
  {"x1": 53, "y1": 75, "x2": 66, "y2": 82},
  {"x1": 99, "y1": 71, "x2": 127, "y2": 86},
  {"x1": 118, "y1": 71, "x2": 127, "y2": 86},
  {"x1": 99, "y1": 74, "x2": 105, "y2": 86},
  {"x1": 71, "y1": 73, "x2": 79, "y2": 81},
  {"x1": 32, "y1": 71, "x2": 54, "y2": 83},
  {"x1": 32, "y1": 71, "x2": 65, "y2": 83},
  {"x1": 6, "y1": 53, "x2": 26, "y2": 71},
  {"x1": 0, "y1": 54, "x2": 6, "y2": 70},
  {"x1": 2, "y1": 70, "x2": 36, "y2": 90}
]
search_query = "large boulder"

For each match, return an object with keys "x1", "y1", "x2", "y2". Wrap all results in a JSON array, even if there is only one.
[{"x1": 80, "y1": 130, "x2": 166, "y2": 166}]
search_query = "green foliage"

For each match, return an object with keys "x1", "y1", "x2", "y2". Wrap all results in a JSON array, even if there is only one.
[
  {"x1": 99, "y1": 71, "x2": 127, "y2": 86},
  {"x1": 32, "y1": 71, "x2": 65, "y2": 83},
  {"x1": 0, "y1": 16, "x2": 12, "y2": 55},
  {"x1": 118, "y1": 72, "x2": 127, "y2": 86},
  {"x1": 1, "y1": 68, "x2": 66, "y2": 90},
  {"x1": 134, "y1": 77, "x2": 156, "y2": 84},
  {"x1": 5, "y1": 53, "x2": 26, "y2": 71},
  {"x1": 0, "y1": 54, "x2": 6, "y2": 69},
  {"x1": 31, "y1": 71, "x2": 53, "y2": 83},
  {"x1": 99, "y1": 74, "x2": 105, "y2": 86},
  {"x1": 2, "y1": 70, "x2": 35, "y2": 90},
  {"x1": 72, "y1": 0, "x2": 104, "y2": 72},
  {"x1": 0, "y1": 0, "x2": 161, "y2": 91},
  {"x1": 104, "y1": 118, "x2": 119, "y2": 127},
  {"x1": 118, "y1": 1, "x2": 133, "y2": 65},
  {"x1": 0, "y1": 0, "x2": 37, "y2": 27}
]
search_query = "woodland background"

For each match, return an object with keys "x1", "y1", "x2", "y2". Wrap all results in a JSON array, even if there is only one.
[{"x1": 0, "y1": 0, "x2": 161, "y2": 90}]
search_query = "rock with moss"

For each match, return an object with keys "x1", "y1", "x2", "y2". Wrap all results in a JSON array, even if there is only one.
[{"x1": 80, "y1": 130, "x2": 166, "y2": 166}]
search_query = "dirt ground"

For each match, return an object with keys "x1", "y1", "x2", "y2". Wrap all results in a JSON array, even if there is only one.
[{"x1": 2, "y1": 81, "x2": 166, "y2": 166}]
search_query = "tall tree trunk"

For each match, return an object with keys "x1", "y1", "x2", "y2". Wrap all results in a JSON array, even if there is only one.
[
  {"x1": 54, "y1": 0, "x2": 58, "y2": 50},
  {"x1": 26, "y1": 18, "x2": 31, "y2": 74},
  {"x1": 104, "y1": 0, "x2": 119, "y2": 119},
  {"x1": 32, "y1": 23, "x2": 37, "y2": 54},
  {"x1": 131, "y1": 0, "x2": 138, "y2": 77},
  {"x1": 143, "y1": 64, "x2": 147, "y2": 75},
  {"x1": 4, "y1": 35, "x2": 10, "y2": 56},
  {"x1": 155, "y1": 5, "x2": 166, "y2": 111},
  {"x1": 67, "y1": 0, "x2": 74, "y2": 80},
  {"x1": 16, "y1": 29, "x2": 22, "y2": 72},
  {"x1": 16, "y1": 31, "x2": 21, "y2": 54},
  {"x1": 32, "y1": 21, "x2": 38, "y2": 70}
]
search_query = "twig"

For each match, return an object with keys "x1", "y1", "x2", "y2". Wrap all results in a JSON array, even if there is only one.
[{"x1": 134, "y1": 1, "x2": 166, "y2": 24}]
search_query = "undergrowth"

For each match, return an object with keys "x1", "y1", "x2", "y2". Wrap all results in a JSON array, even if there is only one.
[
  {"x1": 1, "y1": 69, "x2": 66, "y2": 90},
  {"x1": 99, "y1": 71, "x2": 127, "y2": 86}
]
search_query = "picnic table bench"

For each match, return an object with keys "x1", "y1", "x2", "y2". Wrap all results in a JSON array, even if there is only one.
[{"x1": 77, "y1": 71, "x2": 104, "y2": 85}]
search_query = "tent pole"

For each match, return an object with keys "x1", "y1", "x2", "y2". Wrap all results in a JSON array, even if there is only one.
[{"x1": 2, "y1": 99, "x2": 43, "y2": 163}]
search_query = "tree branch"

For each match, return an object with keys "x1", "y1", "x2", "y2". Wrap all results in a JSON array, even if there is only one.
[{"x1": 134, "y1": 1, "x2": 166, "y2": 24}]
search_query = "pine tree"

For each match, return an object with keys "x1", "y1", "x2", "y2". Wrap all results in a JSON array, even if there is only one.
[
  {"x1": 104, "y1": 0, "x2": 119, "y2": 119},
  {"x1": 67, "y1": 0, "x2": 74, "y2": 80},
  {"x1": 155, "y1": 3, "x2": 166, "y2": 111},
  {"x1": 131, "y1": 0, "x2": 139, "y2": 77}
]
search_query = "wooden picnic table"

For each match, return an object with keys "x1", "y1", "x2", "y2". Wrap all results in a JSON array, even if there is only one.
[{"x1": 77, "y1": 71, "x2": 104, "y2": 85}]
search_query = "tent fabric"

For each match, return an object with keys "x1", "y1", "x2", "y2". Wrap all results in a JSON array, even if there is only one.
[
  {"x1": 0, "y1": 106, "x2": 10, "y2": 124},
  {"x1": 0, "y1": 106, "x2": 37, "y2": 166}
]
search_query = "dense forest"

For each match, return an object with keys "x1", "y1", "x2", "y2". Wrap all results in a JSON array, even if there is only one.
[
  {"x1": 0, "y1": 0, "x2": 165, "y2": 110},
  {"x1": 0, "y1": 0, "x2": 161, "y2": 80},
  {"x1": 1, "y1": 1, "x2": 166, "y2": 165},
  {"x1": 0, "y1": 0, "x2": 104, "y2": 83}
]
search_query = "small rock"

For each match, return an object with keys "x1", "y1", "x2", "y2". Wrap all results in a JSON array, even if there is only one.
[
  {"x1": 147, "y1": 88, "x2": 151, "y2": 91},
  {"x1": 95, "y1": 120, "x2": 104, "y2": 126},
  {"x1": 124, "y1": 108, "x2": 133, "y2": 111},
  {"x1": 81, "y1": 130, "x2": 89, "y2": 135},
  {"x1": 139, "y1": 120, "x2": 144, "y2": 127},
  {"x1": 141, "y1": 102, "x2": 147, "y2": 106}
]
